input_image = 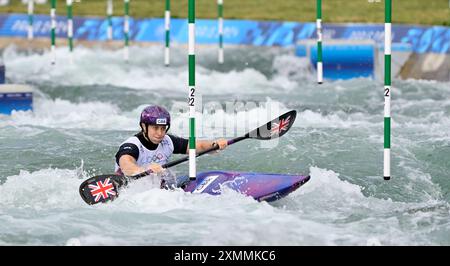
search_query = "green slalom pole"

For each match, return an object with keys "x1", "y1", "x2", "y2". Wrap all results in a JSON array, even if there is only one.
[
  {"x1": 384, "y1": 0, "x2": 392, "y2": 180},
  {"x1": 218, "y1": 0, "x2": 224, "y2": 64},
  {"x1": 316, "y1": 0, "x2": 323, "y2": 84},
  {"x1": 164, "y1": 0, "x2": 170, "y2": 66},
  {"x1": 188, "y1": 0, "x2": 196, "y2": 180},
  {"x1": 27, "y1": 0, "x2": 34, "y2": 40},
  {"x1": 124, "y1": 0, "x2": 130, "y2": 62},
  {"x1": 107, "y1": 0, "x2": 113, "y2": 40},
  {"x1": 67, "y1": 0, "x2": 73, "y2": 63},
  {"x1": 50, "y1": 0, "x2": 56, "y2": 65}
]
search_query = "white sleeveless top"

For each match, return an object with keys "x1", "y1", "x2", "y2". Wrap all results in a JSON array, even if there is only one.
[{"x1": 114, "y1": 135, "x2": 174, "y2": 173}]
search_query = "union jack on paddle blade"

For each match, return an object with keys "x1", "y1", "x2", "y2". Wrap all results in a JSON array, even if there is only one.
[
  {"x1": 270, "y1": 115, "x2": 291, "y2": 136},
  {"x1": 88, "y1": 178, "x2": 117, "y2": 202}
]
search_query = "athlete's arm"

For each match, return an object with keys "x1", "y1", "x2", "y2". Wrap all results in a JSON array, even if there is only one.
[
  {"x1": 118, "y1": 155, "x2": 164, "y2": 176},
  {"x1": 119, "y1": 154, "x2": 163, "y2": 176},
  {"x1": 115, "y1": 142, "x2": 164, "y2": 176}
]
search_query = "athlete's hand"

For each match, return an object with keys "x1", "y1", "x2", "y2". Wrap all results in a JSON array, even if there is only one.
[
  {"x1": 214, "y1": 138, "x2": 228, "y2": 150},
  {"x1": 145, "y1": 163, "x2": 164, "y2": 174}
]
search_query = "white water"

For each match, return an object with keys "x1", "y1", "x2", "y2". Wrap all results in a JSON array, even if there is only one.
[{"x1": 1, "y1": 45, "x2": 450, "y2": 245}]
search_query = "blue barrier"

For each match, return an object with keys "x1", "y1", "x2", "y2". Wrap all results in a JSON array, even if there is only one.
[
  {"x1": 298, "y1": 43, "x2": 375, "y2": 80},
  {"x1": 312, "y1": 44, "x2": 375, "y2": 80},
  {"x1": 0, "y1": 14, "x2": 448, "y2": 54},
  {"x1": 0, "y1": 85, "x2": 33, "y2": 115}
]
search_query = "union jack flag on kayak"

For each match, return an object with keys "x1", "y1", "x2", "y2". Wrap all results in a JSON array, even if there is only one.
[
  {"x1": 88, "y1": 178, "x2": 116, "y2": 202},
  {"x1": 270, "y1": 116, "x2": 291, "y2": 136}
]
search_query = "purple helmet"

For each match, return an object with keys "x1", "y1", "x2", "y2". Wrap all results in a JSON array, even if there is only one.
[{"x1": 140, "y1": 105, "x2": 171, "y2": 130}]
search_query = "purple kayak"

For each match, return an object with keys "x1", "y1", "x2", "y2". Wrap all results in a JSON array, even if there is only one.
[{"x1": 181, "y1": 171, "x2": 310, "y2": 202}]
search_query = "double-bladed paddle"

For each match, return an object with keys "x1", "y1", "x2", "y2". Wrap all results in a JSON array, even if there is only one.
[{"x1": 79, "y1": 110, "x2": 297, "y2": 205}]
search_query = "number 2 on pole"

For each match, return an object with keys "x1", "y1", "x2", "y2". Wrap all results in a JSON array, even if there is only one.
[
  {"x1": 384, "y1": 88, "x2": 390, "y2": 97},
  {"x1": 189, "y1": 88, "x2": 195, "y2": 106}
]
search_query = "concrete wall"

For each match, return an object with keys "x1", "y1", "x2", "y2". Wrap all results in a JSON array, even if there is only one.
[{"x1": 399, "y1": 53, "x2": 450, "y2": 82}]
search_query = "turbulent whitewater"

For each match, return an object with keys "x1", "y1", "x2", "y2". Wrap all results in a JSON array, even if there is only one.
[{"x1": 0, "y1": 44, "x2": 449, "y2": 245}]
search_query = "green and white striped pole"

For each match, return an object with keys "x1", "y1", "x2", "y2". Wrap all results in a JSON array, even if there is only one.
[
  {"x1": 164, "y1": 0, "x2": 170, "y2": 66},
  {"x1": 218, "y1": 0, "x2": 224, "y2": 64},
  {"x1": 124, "y1": 0, "x2": 130, "y2": 62},
  {"x1": 107, "y1": 0, "x2": 113, "y2": 40},
  {"x1": 316, "y1": 0, "x2": 323, "y2": 84},
  {"x1": 384, "y1": 0, "x2": 392, "y2": 180},
  {"x1": 67, "y1": 0, "x2": 74, "y2": 64},
  {"x1": 50, "y1": 0, "x2": 56, "y2": 65},
  {"x1": 188, "y1": 0, "x2": 196, "y2": 180},
  {"x1": 27, "y1": 0, "x2": 34, "y2": 40}
]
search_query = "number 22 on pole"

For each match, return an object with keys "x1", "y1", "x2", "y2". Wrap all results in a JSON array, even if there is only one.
[{"x1": 189, "y1": 88, "x2": 195, "y2": 106}]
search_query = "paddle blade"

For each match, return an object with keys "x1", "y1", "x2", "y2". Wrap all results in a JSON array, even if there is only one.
[
  {"x1": 79, "y1": 174, "x2": 127, "y2": 205},
  {"x1": 248, "y1": 110, "x2": 297, "y2": 140}
]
